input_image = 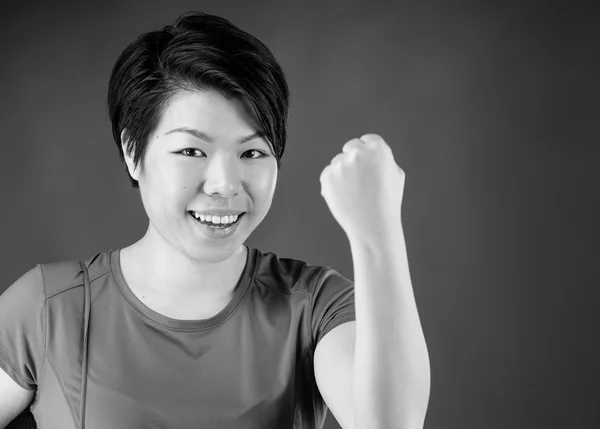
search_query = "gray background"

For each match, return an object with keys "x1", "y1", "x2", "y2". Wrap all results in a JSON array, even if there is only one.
[{"x1": 1, "y1": 0, "x2": 599, "y2": 428}]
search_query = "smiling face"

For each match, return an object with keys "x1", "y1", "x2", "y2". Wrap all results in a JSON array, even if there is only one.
[{"x1": 122, "y1": 89, "x2": 278, "y2": 264}]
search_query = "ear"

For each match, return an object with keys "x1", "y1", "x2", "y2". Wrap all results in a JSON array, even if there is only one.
[{"x1": 121, "y1": 129, "x2": 140, "y2": 182}]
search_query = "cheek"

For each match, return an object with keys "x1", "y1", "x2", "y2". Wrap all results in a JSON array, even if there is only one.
[
  {"x1": 145, "y1": 160, "x2": 192, "y2": 211},
  {"x1": 250, "y1": 163, "x2": 277, "y2": 200}
]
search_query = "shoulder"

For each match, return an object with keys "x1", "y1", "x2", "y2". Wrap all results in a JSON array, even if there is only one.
[
  {"x1": 1, "y1": 265, "x2": 45, "y2": 310},
  {"x1": 252, "y1": 247, "x2": 352, "y2": 296},
  {"x1": 0, "y1": 251, "x2": 108, "y2": 313},
  {"x1": 38, "y1": 249, "x2": 113, "y2": 297}
]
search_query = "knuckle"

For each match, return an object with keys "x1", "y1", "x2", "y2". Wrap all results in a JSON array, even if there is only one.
[{"x1": 360, "y1": 133, "x2": 383, "y2": 143}]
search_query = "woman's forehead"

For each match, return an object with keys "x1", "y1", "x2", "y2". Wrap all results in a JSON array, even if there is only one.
[{"x1": 160, "y1": 90, "x2": 262, "y2": 132}]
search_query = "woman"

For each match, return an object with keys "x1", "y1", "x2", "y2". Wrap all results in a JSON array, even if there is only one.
[{"x1": 0, "y1": 11, "x2": 429, "y2": 429}]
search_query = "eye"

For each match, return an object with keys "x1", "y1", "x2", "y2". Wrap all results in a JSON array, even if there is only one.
[
  {"x1": 242, "y1": 149, "x2": 267, "y2": 159},
  {"x1": 179, "y1": 148, "x2": 203, "y2": 157}
]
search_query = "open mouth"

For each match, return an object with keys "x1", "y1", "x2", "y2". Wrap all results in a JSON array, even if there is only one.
[{"x1": 188, "y1": 211, "x2": 245, "y2": 229}]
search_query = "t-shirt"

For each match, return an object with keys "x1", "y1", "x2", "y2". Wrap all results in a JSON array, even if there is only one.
[{"x1": 0, "y1": 245, "x2": 356, "y2": 429}]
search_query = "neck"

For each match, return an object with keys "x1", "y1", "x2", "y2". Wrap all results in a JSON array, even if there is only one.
[{"x1": 122, "y1": 225, "x2": 248, "y2": 299}]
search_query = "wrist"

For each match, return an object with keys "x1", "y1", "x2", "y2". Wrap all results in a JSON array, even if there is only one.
[{"x1": 346, "y1": 222, "x2": 405, "y2": 253}]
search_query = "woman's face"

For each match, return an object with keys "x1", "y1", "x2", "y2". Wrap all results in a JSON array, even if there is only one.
[{"x1": 124, "y1": 89, "x2": 278, "y2": 263}]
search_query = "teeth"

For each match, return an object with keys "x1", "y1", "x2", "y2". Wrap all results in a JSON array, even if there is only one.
[{"x1": 192, "y1": 213, "x2": 240, "y2": 224}]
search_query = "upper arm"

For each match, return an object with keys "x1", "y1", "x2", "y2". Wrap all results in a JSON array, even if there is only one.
[
  {"x1": 314, "y1": 321, "x2": 356, "y2": 429},
  {"x1": 308, "y1": 266, "x2": 356, "y2": 428},
  {"x1": 0, "y1": 366, "x2": 35, "y2": 429},
  {"x1": 0, "y1": 265, "x2": 45, "y2": 392},
  {"x1": 0, "y1": 264, "x2": 45, "y2": 429}
]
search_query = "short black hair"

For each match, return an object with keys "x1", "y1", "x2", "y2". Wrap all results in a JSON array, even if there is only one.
[{"x1": 107, "y1": 11, "x2": 290, "y2": 188}]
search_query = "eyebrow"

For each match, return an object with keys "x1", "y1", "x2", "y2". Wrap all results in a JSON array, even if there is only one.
[{"x1": 164, "y1": 127, "x2": 266, "y2": 144}]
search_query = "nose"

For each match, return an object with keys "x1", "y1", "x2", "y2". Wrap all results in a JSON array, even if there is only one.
[{"x1": 202, "y1": 152, "x2": 242, "y2": 198}]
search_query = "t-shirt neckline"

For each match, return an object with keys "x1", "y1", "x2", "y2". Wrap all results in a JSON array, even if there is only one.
[{"x1": 109, "y1": 245, "x2": 257, "y2": 331}]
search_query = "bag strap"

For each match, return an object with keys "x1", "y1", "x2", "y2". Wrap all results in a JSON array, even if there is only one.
[{"x1": 78, "y1": 261, "x2": 91, "y2": 429}]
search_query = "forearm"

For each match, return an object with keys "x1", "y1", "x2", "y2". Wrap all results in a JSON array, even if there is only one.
[{"x1": 350, "y1": 225, "x2": 431, "y2": 429}]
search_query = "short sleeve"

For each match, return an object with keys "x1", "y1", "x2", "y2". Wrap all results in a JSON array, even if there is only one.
[
  {"x1": 310, "y1": 267, "x2": 356, "y2": 349},
  {"x1": 0, "y1": 265, "x2": 46, "y2": 390}
]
